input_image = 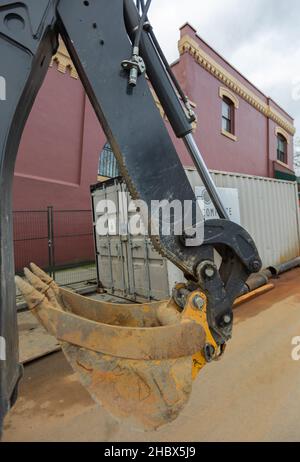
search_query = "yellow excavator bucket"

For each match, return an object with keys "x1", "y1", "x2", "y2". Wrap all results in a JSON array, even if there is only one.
[{"x1": 16, "y1": 264, "x2": 217, "y2": 431}]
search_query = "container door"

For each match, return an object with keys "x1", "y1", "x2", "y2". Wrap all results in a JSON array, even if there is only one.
[{"x1": 93, "y1": 181, "x2": 129, "y2": 297}]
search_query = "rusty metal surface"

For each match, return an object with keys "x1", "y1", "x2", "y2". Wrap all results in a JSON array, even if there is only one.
[
  {"x1": 61, "y1": 288, "x2": 169, "y2": 327},
  {"x1": 15, "y1": 264, "x2": 211, "y2": 431},
  {"x1": 16, "y1": 278, "x2": 206, "y2": 361},
  {"x1": 35, "y1": 304, "x2": 205, "y2": 360},
  {"x1": 63, "y1": 345, "x2": 193, "y2": 431}
]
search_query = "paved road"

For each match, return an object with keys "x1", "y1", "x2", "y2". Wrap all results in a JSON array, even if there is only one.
[{"x1": 3, "y1": 269, "x2": 300, "y2": 442}]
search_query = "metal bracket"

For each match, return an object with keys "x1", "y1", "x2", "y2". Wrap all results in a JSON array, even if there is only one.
[{"x1": 121, "y1": 54, "x2": 146, "y2": 86}]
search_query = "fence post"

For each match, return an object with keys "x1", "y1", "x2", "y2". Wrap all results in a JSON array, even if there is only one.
[{"x1": 47, "y1": 206, "x2": 55, "y2": 279}]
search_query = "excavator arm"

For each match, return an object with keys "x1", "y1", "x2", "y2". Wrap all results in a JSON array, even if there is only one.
[{"x1": 0, "y1": 0, "x2": 261, "y2": 433}]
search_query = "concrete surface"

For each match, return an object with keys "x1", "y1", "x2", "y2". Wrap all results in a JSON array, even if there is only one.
[
  {"x1": 18, "y1": 312, "x2": 61, "y2": 364},
  {"x1": 3, "y1": 268, "x2": 300, "y2": 442}
]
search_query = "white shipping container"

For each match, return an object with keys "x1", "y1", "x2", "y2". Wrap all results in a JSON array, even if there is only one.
[
  {"x1": 186, "y1": 168, "x2": 300, "y2": 269},
  {"x1": 91, "y1": 170, "x2": 300, "y2": 301}
]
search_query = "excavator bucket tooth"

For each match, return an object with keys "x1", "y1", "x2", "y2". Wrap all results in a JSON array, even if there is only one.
[
  {"x1": 23, "y1": 268, "x2": 61, "y2": 310},
  {"x1": 29, "y1": 263, "x2": 61, "y2": 297},
  {"x1": 16, "y1": 265, "x2": 211, "y2": 431}
]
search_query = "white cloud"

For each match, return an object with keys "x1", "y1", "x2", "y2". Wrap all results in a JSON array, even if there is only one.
[
  {"x1": 231, "y1": 32, "x2": 298, "y2": 88},
  {"x1": 149, "y1": 0, "x2": 241, "y2": 63}
]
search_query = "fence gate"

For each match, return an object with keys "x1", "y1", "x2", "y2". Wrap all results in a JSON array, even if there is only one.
[{"x1": 13, "y1": 208, "x2": 97, "y2": 289}]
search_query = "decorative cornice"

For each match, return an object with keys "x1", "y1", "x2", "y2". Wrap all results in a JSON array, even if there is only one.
[
  {"x1": 179, "y1": 34, "x2": 296, "y2": 136},
  {"x1": 50, "y1": 39, "x2": 79, "y2": 79}
]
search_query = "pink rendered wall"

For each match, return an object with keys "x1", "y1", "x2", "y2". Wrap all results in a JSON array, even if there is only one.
[
  {"x1": 184, "y1": 55, "x2": 268, "y2": 176},
  {"x1": 13, "y1": 64, "x2": 105, "y2": 212}
]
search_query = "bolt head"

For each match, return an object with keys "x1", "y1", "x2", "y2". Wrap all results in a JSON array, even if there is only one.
[
  {"x1": 250, "y1": 259, "x2": 261, "y2": 272},
  {"x1": 204, "y1": 266, "x2": 215, "y2": 278},
  {"x1": 223, "y1": 315, "x2": 232, "y2": 325},
  {"x1": 193, "y1": 295, "x2": 205, "y2": 310},
  {"x1": 196, "y1": 261, "x2": 217, "y2": 282}
]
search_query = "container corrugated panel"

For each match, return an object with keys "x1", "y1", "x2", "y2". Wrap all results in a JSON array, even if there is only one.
[
  {"x1": 186, "y1": 169, "x2": 300, "y2": 268},
  {"x1": 91, "y1": 178, "x2": 170, "y2": 301}
]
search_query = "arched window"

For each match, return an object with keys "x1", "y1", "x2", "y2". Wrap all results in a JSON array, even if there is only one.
[
  {"x1": 99, "y1": 143, "x2": 120, "y2": 178},
  {"x1": 277, "y1": 133, "x2": 287, "y2": 164},
  {"x1": 222, "y1": 96, "x2": 234, "y2": 135}
]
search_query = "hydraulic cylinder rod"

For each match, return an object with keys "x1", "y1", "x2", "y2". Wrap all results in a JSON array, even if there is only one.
[
  {"x1": 183, "y1": 133, "x2": 229, "y2": 220},
  {"x1": 124, "y1": 0, "x2": 229, "y2": 221}
]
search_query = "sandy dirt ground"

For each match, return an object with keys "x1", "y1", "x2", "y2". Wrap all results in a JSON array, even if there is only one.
[{"x1": 3, "y1": 268, "x2": 300, "y2": 442}]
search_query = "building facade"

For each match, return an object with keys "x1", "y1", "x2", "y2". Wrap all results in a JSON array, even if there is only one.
[
  {"x1": 13, "y1": 24, "x2": 296, "y2": 212},
  {"x1": 171, "y1": 24, "x2": 295, "y2": 180}
]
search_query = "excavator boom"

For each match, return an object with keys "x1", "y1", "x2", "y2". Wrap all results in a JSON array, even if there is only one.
[{"x1": 0, "y1": 0, "x2": 261, "y2": 433}]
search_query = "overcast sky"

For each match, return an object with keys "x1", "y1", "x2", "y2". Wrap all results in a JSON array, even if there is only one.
[{"x1": 149, "y1": 0, "x2": 300, "y2": 149}]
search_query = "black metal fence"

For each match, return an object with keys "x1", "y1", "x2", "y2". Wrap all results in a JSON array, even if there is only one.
[{"x1": 13, "y1": 207, "x2": 97, "y2": 287}]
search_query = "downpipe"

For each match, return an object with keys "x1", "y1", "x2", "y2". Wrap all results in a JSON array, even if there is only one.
[
  {"x1": 239, "y1": 257, "x2": 300, "y2": 297},
  {"x1": 268, "y1": 257, "x2": 300, "y2": 277}
]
